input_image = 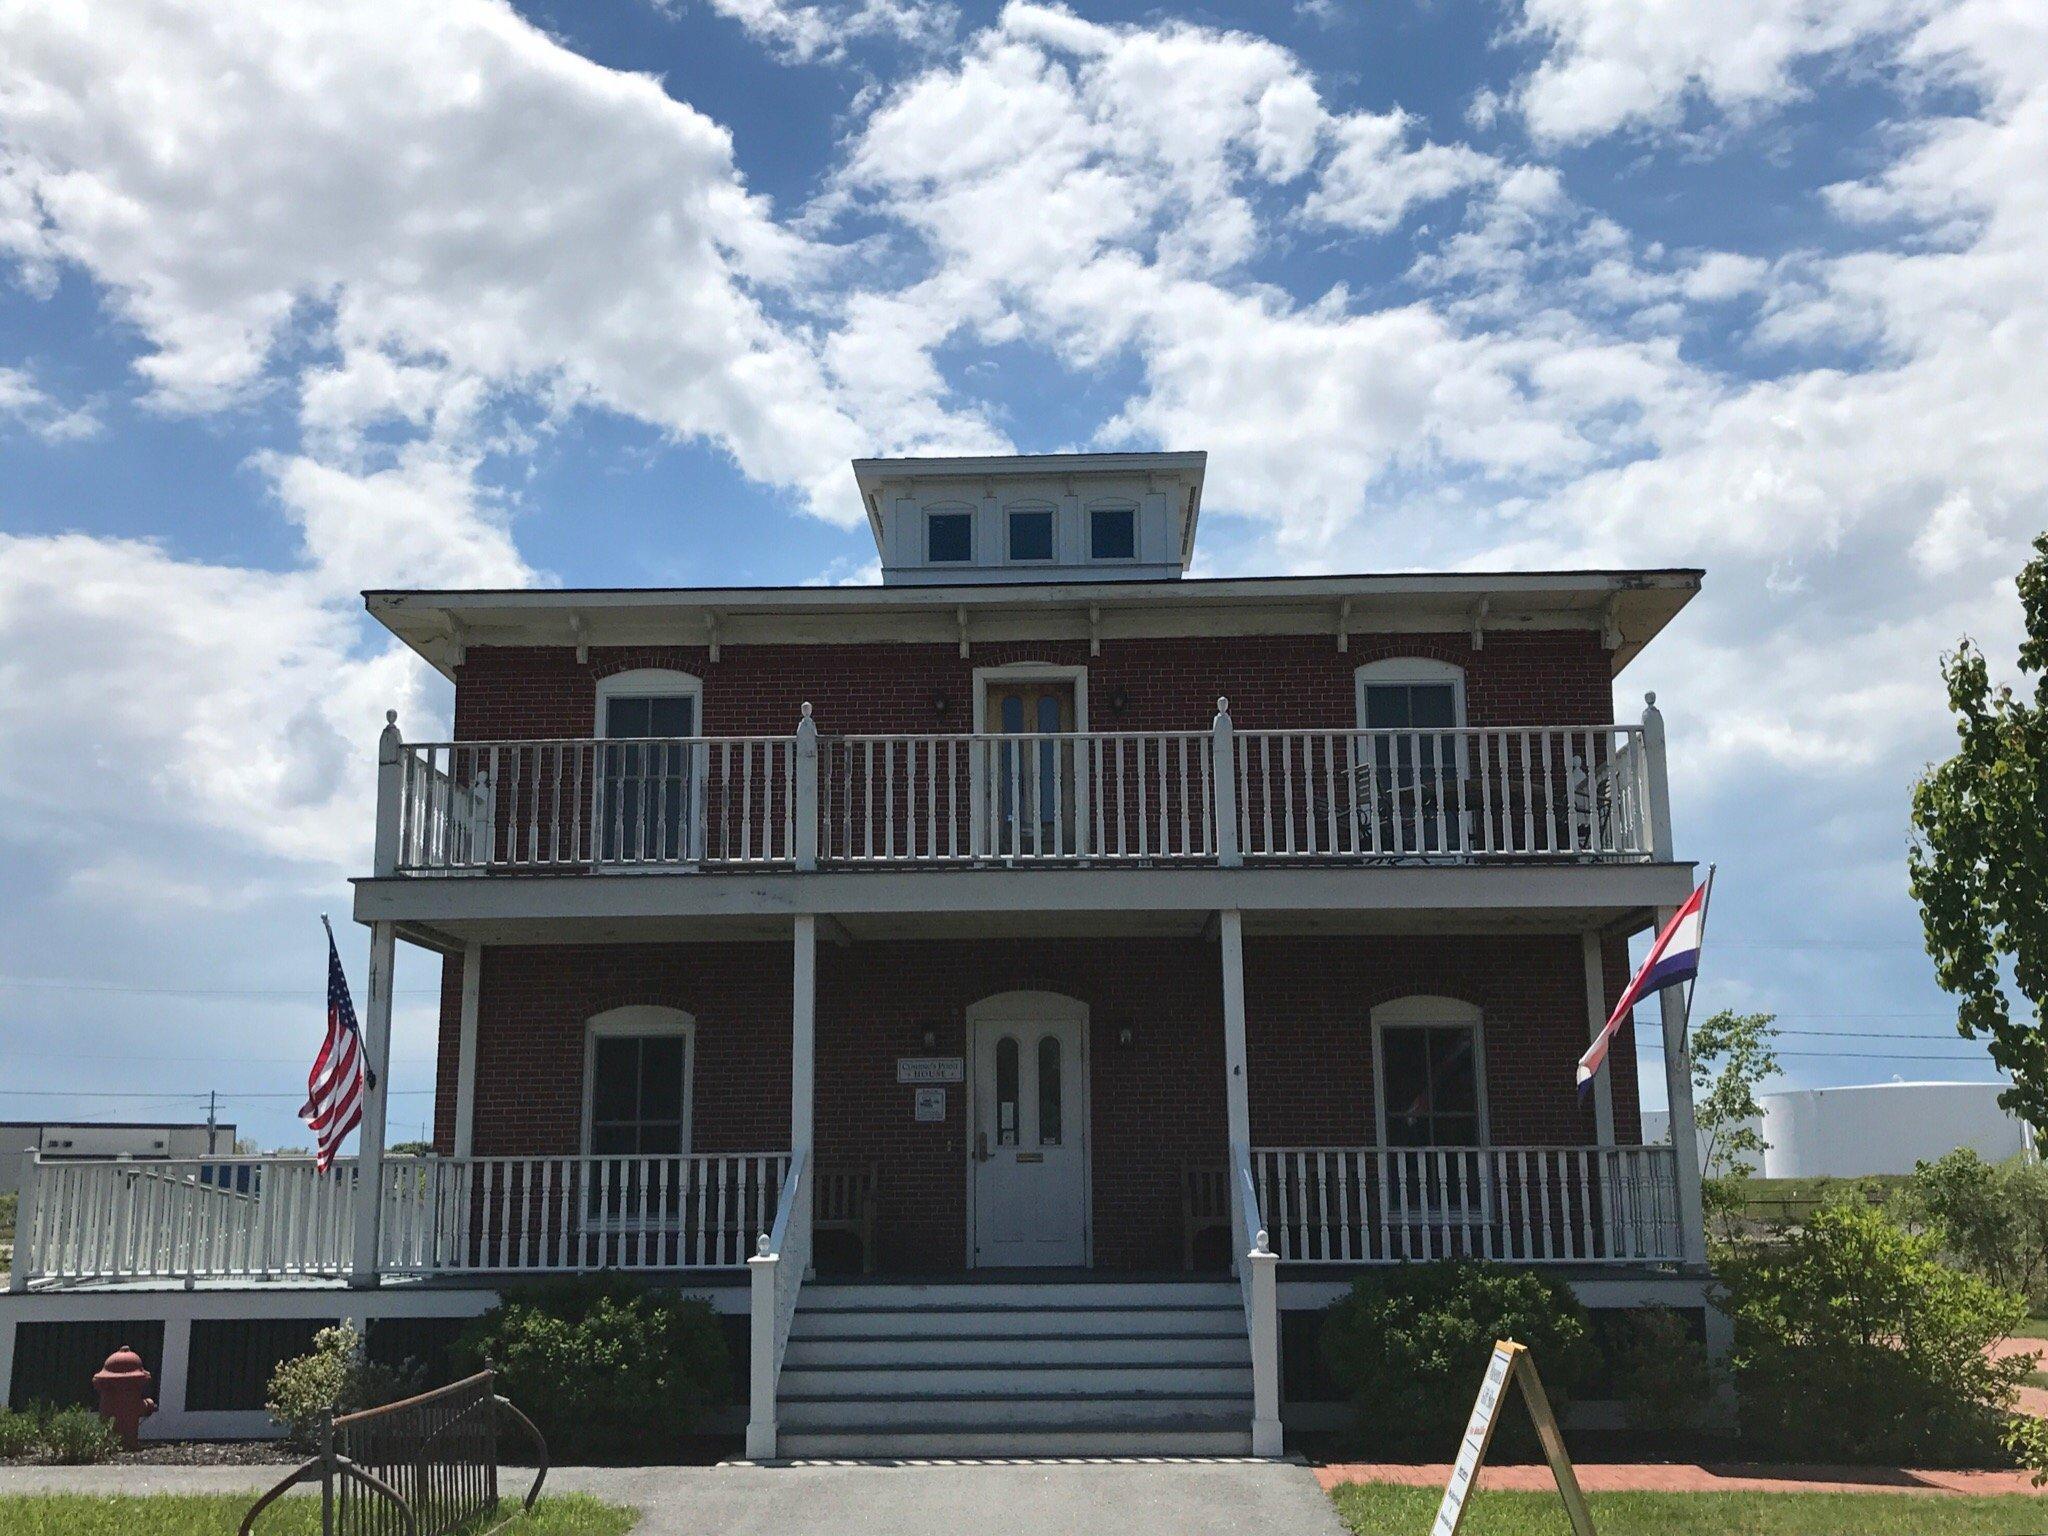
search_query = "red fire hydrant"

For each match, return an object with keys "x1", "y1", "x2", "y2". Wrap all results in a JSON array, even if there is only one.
[{"x1": 92, "y1": 1346, "x2": 156, "y2": 1449}]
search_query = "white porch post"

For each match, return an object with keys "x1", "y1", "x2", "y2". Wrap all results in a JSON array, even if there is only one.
[
  {"x1": 155, "y1": 1315, "x2": 193, "y2": 1437},
  {"x1": 1219, "y1": 909, "x2": 1252, "y2": 1253},
  {"x1": 349, "y1": 920, "x2": 398, "y2": 1288},
  {"x1": 373, "y1": 712, "x2": 404, "y2": 877},
  {"x1": 793, "y1": 704, "x2": 819, "y2": 872},
  {"x1": 7, "y1": 1150, "x2": 37, "y2": 1292},
  {"x1": 452, "y1": 942, "x2": 482, "y2": 1158},
  {"x1": 1660, "y1": 949, "x2": 1709, "y2": 1265},
  {"x1": 1580, "y1": 932, "x2": 1617, "y2": 1148},
  {"x1": 1212, "y1": 700, "x2": 1241, "y2": 867},
  {"x1": 791, "y1": 914, "x2": 816, "y2": 1188}
]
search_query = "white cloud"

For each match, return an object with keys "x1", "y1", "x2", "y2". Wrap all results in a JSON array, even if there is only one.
[
  {"x1": 0, "y1": 0, "x2": 996, "y2": 522},
  {"x1": 691, "y1": 0, "x2": 957, "y2": 64},
  {"x1": 0, "y1": 364, "x2": 99, "y2": 442},
  {"x1": 1512, "y1": 0, "x2": 1927, "y2": 142},
  {"x1": 1303, "y1": 110, "x2": 1505, "y2": 234}
]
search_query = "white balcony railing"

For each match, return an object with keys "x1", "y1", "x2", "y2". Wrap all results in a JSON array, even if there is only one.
[
  {"x1": 9, "y1": 1152, "x2": 791, "y2": 1289},
  {"x1": 373, "y1": 699, "x2": 1673, "y2": 877},
  {"x1": 1248, "y1": 1145, "x2": 1683, "y2": 1265}
]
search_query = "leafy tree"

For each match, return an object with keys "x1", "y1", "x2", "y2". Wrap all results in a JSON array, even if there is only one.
[
  {"x1": 1910, "y1": 532, "x2": 2048, "y2": 1146},
  {"x1": 1692, "y1": 1009, "x2": 1781, "y2": 1181},
  {"x1": 1895, "y1": 1148, "x2": 2048, "y2": 1308}
]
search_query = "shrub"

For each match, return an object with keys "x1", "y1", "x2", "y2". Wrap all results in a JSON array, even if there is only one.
[
  {"x1": 452, "y1": 1274, "x2": 732, "y2": 1463},
  {"x1": 1318, "y1": 1261, "x2": 1594, "y2": 1457},
  {"x1": 0, "y1": 1403, "x2": 48, "y2": 1458},
  {"x1": 39, "y1": 1406, "x2": 123, "y2": 1465},
  {"x1": 265, "y1": 1326, "x2": 413, "y2": 1449},
  {"x1": 1721, "y1": 1200, "x2": 2034, "y2": 1465},
  {"x1": 1895, "y1": 1148, "x2": 2048, "y2": 1307},
  {"x1": 1609, "y1": 1307, "x2": 1716, "y2": 1439}
]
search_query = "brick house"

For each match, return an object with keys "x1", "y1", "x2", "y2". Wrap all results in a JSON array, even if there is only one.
[{"x1": 1, "y1": 451, "x2": 1710, "y2": 1457}]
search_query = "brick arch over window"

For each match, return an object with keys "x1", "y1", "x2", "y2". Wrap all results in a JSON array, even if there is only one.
[{"x1": 1354, "y1": 657, "x2": 1468, "y2": 729}]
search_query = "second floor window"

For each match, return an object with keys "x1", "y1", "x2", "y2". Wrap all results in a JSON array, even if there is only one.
[
  {"x1": 1090, "y1": 507, "x2": 1136, "y2": 561},
  {"x1": 928, "y1": 510, "x2": 973, "y2": 563},
  {"x1": 598, "y1": 680, "x2": 699, "y2": 862},
  {"x1": 1008, "y1": 508, "x2": 1053, "y2": 562}
]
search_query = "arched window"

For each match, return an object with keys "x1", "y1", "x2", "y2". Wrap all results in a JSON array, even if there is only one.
[
  {"x1": 1006, "y1": 502, "x2": 1056, "y2": 563},
  {"x1": 582, "y1": 1005, "x2": 695, "y2": 1158},
  {"x1": 1354, "y1": 657, "x2": 1467, "y2": 733},
  {"x1": 1371, "y1": 996, "x2": 1486, "y2": 1148},
  {"x1": 1087, "y1": 503, "x2": 1137, "y2": 562}
]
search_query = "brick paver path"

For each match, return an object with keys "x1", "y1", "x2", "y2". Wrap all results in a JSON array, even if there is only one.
[{"x1": 1316, "y1": 1463, "x2": 2047, "y2": 1496}]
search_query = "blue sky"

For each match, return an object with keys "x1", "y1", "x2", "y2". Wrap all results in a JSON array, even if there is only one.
[{"x1": 0, "y1": 0, "x2": 2041, "y2": 1149}]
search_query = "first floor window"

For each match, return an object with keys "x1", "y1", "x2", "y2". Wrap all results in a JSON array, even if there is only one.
[
  {"x1": 1377, "y1": 1020, "x2": 1481, "y2": 1147},
  {"x1": 589, "y1": 1032, "x2": 688, "y2": 1156}
]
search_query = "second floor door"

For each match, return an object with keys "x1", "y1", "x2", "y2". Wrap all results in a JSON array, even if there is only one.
[{"x1": 984, "y1": 679, "x2": 1080, "y2": 858}]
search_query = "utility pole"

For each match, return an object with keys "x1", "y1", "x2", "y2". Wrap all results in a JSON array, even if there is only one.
[{"x1": 205, "y1": 1090, "x2": 217, "y2": 1156}]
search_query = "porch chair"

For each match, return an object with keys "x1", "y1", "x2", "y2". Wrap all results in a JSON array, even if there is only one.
[
  {"x1": 814, "y1": 1161, "x2": 878, "y2": 1274},
  {"x1": 1181, "y1": 1160, "x2": 1232, "y2": 1271}
]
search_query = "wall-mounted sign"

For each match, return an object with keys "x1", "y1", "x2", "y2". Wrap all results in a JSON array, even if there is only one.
[
  {"x1": 896, "y1": 1056, "x2": 964, "y2": 1084},
  {"x1": 913, "y1": 1087, "x2": 947, "y2": 1123}
]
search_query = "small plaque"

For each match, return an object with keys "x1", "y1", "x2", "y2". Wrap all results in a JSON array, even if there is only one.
[
  {"x1": 913, "y1": 1086, "x2": 947, "y2": 1122},
  {"x1": 896, "y1": 1056, "x2": 964, "y2": 1084}
]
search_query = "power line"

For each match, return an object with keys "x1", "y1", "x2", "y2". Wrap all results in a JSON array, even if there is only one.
[{"x1": 0, "y1": 976, "x2": 442, "y2": 998}]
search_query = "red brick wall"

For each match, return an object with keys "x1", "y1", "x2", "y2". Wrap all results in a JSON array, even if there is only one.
[
  {"x1": 438, "y1": 933, "x2": 1645, "y2": 1269},
  {"x1": 1243, "y1": 936, "x2": 1642, "y2": 1148},
  {"x1": 449, "y1": 630, "x2": 1614, "y2": 741}
]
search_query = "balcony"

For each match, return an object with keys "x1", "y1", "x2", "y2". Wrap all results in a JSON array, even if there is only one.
[{"x1": 374, "y1": 700, "x2": 1673, "y2": 878}]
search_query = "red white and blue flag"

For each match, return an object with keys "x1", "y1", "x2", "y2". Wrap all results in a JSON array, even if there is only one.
[
  {"x1": 1577, "y1": 876, "x2": 1711, "y2": 1099},
  {"x1": 301, "y1": 923, "x2": 368, "y2": 1171}
]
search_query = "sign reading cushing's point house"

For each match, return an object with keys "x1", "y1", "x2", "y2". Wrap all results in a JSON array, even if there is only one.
[
  {"x1": 896, "y1": 1056, "x2": 964, "y2": 1084},
  {"x1": 1433, "y1": 1341, "x2": 1595, "y2": 1536}
]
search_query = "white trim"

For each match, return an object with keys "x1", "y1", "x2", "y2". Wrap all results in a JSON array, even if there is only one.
[
  {"x1": 970, "y1": 663, "x2": 1090, "y2": 733},
  {"x1": 963, "y1": 990, "x2": 1093, "y2": 1270},
  {"x1": 1369, "y1": 995, "x2": 1489, "y2": 1148},
  {"x1": 579, "y1": 1005, "x2": 697, "y2": 1159},
  {"x1": 1353, "y1": 657, "x2": 1468, "y2": 730},
  {"x1": 594, "y1": 668, "x2": 703, "y2": 736}
]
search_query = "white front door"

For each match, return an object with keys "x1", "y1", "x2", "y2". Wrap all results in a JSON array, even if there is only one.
[{"x1": 970, "y1": 1014, "x2": 1088, "y2": 1267}]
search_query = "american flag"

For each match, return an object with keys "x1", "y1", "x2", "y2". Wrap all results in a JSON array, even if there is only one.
[{"x1": 301, "y1": 921, "x2": 369, "y2": 1171}]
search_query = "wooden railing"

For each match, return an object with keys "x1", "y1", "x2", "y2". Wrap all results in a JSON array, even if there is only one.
[
  {"x1": 1232, "y1": 724, "x2": 1653, "y2": 862},
  {"x1": 1248, "y1": 1145, "x2": 1683, "y2": 1264},
  {"x1": 374, "y1": 699, "x2": 1673, "y2": 876},
  {"x1": 391, "y1": 736, "x2": 800, "y2": 873},
  {"x1": 746, "y1": 1150, "x2": 810, "y2": 1459},
  {"x1": 1231, "y1": 1142, "x2": 1283, "y2": 1456},
  {"x1": 11, "y1": 1152, "x2": 791, "y2": 1288},
  {"x1": 11, "y1": 1156, "x2": 355, "y2": 1286}
]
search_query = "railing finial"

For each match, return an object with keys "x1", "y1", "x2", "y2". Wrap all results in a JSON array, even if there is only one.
[
  {"x1": 756, "y1": 1232, "x2": 770, "y2": 1258},
  {"x1": 1216, "y1": 695, "x2": 1230, "y2": 716},
  {"x1": 800, "y1": 701, "x2": 813, "y2": 720},
  {"x1": 1644, "y1": 691, "x2": 1657, "y2": 709}
]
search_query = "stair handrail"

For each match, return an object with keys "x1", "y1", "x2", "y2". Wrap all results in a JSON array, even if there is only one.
[
  {"x1": 746, "y1": 1148, "x2": 809, "y2": 1460},
  {"x1": 1231, "y1": 1141, "x2": 1284, "y2": 1456}
]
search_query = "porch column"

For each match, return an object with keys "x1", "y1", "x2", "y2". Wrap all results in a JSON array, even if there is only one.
[
  {"x1": 1580, "y1": 932, "x2": 1616, "y2": 1147},
  {"x1": 1658, "y1": 920, "x2": 1709, "y2": 1266},
  {"x1": 452, "y1": 941, "x2": 483, "y2": 1158},
  {"x1": 349, "y1": 919, "x2": 399, "y2": 1288},
  {"x1": 1219, "y1": 909, "x2": 1252, "y2": 1244},
  {"x1": 791, "y1": 914, "x2": 817, "y2": 1273}
]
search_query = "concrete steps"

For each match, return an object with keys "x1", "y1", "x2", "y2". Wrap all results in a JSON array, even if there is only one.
[{"x1": 771, "y1": 1277, "x2": 1257, "y2": 1459}]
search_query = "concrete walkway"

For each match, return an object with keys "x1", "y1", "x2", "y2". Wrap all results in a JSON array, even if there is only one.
[
  {"x1": 1317, "y1": 1462, "x2": 2048, "y2": 1497},
  {"x1": 0, "y1": 1459, "x2": 1351, "y2": 1536}
]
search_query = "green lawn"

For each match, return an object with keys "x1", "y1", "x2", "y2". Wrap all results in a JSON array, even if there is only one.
[
  {"x1": 2012, "y1": 1317, "x2": 2048, "y2": 1341},
  {"x1": 1330, "y1": 1483, "x2": 2048, "y2": 1535},
  {"x1": 0, "y1": 1492, "x2": 633, "y2": 1535}
]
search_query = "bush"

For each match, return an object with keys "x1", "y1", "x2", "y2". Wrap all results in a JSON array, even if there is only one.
[
  {"x1": 1721, "y1": 1200, "x2": 2034, "y2": 1466},
  {"x1": 265, "y1": 1326, "x2": 414, "y2": 1449},
  {"x1": 39, "y1": 1406, "x2": 123, "y2": 1465},
  {"x1": 1894, "y1": 1148, "x2": 2048, "y2": 1308},
  {"x1": 0, "y1": 1403, "x2": 48, "y2": 1459},
  {"x1": 1609, "y1": 1307, "x2": 1716, "y2": 1439},
  {"x1": 1318, "y1": 1261, "x2": 1594, "y2": 1457},
  {"x1": 452, "y1": 1274, "x2": 732, "y2": 1463}
]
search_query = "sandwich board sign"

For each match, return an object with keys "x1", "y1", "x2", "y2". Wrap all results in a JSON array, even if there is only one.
[{"x1": 1431, "y1": 1340, "x2": 1595, "y2": 1536}]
